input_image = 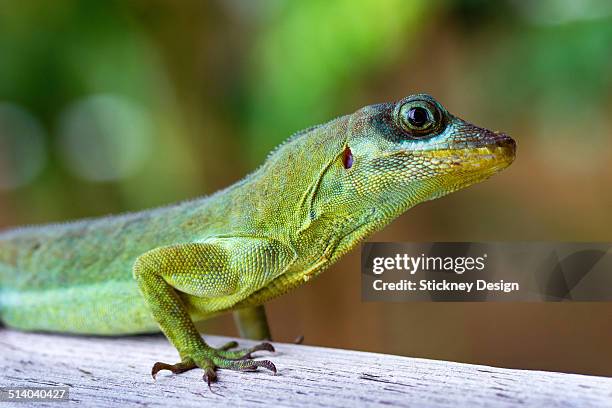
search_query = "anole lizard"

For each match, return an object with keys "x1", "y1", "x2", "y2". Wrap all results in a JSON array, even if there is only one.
[{"x1": 0, "y1": 94, "x2": 515, "y2": 384}]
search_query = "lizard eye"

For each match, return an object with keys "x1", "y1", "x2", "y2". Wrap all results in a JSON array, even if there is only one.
[
  {"x1": 397, "y1": 99, "x2": 442, "y2": 137},
  {"x1": 405, "y1": 107, "x2": 430, "y2": 128}
]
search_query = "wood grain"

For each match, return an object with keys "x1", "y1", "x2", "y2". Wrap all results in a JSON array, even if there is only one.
[{"x1": 1, "y1": 330, "x2": 610, "y2": 407}]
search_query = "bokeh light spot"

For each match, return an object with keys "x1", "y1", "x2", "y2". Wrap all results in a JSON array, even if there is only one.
[{"x1": 58, "y1": 94, "x2": 152, "y2": 182}]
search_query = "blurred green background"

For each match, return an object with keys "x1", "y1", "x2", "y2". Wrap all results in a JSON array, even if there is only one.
[{"x1": 1, "y1": 0, "x2": 611, "y2": 376}]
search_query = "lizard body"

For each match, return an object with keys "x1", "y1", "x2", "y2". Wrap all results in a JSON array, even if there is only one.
[{"x1": 0, "y1": 94, "x2": 515, "y2": 382}]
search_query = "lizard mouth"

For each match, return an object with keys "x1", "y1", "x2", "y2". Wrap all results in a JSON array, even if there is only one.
[
  {"x1": 472, "y1": 132, "x2": 516, "y2": 168},
  {"x1": 420, "y1": 131, "x2": 516, "y2": 174},
  {"x1": 469, "y1": 132, "x2": 516, "y2": 163},
  {"x1": 486, "y1": 132, "x2": 516, "y2": 151}
]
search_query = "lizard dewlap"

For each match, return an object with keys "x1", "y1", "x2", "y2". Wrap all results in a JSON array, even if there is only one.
[{"x1": 0, "y1": 94, "x2": 515, "y2": 384}]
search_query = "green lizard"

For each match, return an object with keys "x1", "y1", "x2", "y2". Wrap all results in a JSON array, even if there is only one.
[{"x1": 0, "y1": 94, "x2": 515, "y2": 384}]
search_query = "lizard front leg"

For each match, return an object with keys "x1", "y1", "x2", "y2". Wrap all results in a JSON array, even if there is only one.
[{"x1": 133, "y1": 237, "x2": 292, "y2": 385}]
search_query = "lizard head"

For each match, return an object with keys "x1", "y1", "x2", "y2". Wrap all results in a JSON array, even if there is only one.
[{"x1": 315, "y1": 93, "x2": 516, "y2": 221}]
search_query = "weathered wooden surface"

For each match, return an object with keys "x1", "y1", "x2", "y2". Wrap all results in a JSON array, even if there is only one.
[{"x1": 0, "y1": 330, "x2": 611, "y2": 407}]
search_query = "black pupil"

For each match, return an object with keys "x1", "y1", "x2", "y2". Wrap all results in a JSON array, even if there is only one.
[{"x1": 408, "y1": 107, "x2": 429, "y2": 127}]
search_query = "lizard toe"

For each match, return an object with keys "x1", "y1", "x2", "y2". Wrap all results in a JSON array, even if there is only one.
[
  {"x1": 151, "y1": 358, "x2": 196, "y2": 379},
  {"x1": 216, "y1": 341, "x2": 275, "y2": 360},
  {"x1": 212, "y1": 355, "x2": 277, "y2": 374}
]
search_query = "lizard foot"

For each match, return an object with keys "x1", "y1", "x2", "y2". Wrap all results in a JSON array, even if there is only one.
[{"x1": 151, "y1": 341, "x2": 276, "y2": 388}]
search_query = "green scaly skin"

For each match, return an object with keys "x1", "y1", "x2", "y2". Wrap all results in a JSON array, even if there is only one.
[{"x1": 0, "y1": 94, "x2": 515, "y2": 384}]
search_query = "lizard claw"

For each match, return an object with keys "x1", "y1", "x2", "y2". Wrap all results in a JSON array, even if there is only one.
[
  {"x1": 203, "y1": 367, "x2": 215, "y2": 387},
  {"x1": 203, "y1": 367, "x2": 225, "y2": 395},
  {"x1": 151, "y1": 362, "x2": 169, "y2": 379}
]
